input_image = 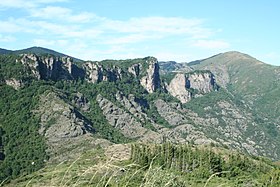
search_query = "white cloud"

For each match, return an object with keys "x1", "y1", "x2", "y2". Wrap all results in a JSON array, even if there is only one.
[
  {"x1": 0, "y1": 0, "x2": 68, "y2": 9},
  {"x1": 192, "y1": 39, "x2": 230, "y2": 49},
  {"x1": 103, "y1": 33, "x2": 163, "y2": 45},
  {"x1": 29, "y1": 6, "x2": 96, "y2": 23},
  {"x1": 0, "y1": 1, "x2": 231, "y2": 61},
  {"x1": 33, "y1": 38, "x2": 69, "y2": 47},
  {"x1": 102, "y1": 17, "x2": 212, "y2": 37}
]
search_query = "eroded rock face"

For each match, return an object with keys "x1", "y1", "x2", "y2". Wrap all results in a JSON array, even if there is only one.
[
  {"x1": 5, "y1": 79, "x2": 23, "y2": 90},
  {"x1": 166, "y1": 71, "x2": 217, "y2": 103},
  {"x1": 96, "y1": 94, "x2": 147, "y2": 139},
  {"x1": 19, "y1": 54, "x2": 79, "y2": 80},
  {"x1": 128, "y1": 63, "x2": 142, "y2": 77},
  {"x1": 84, "y1": 62, "x2": 123, "y2": 83},
  {"x1": 37, "y1": 92, "x2": 94, "y2": 142},
  {"x1": 96, "y1": 94, "x2": 162, "y2": 142},
  {"x1": 154, "y1": 99, "x2": 214, "y2": 144},
  {"x1": 72, "y1": 92, "x2": 90, "y2": 111},
  {"x1": 187, "y1": 72, "x2": 216, "y2": 94},
  {"x1": 167, "y1": 74, "x2": 192, "y2": 103},
  {"x1": 115, "y1": 91, "x2": 147, "y2": 123},
  {"x1": 84, "y1": 62, "x2": 104, "y2": 83},
  {"x1": 140, "y1": 57, "x2": 161, "y2": 93}
]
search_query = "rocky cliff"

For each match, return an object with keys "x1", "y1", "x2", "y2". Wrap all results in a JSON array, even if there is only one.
[
  {"x1": 187, "y1": 71, "x2": 216, "y2": 94},
  {"x1": 140, "y1": 57, "x2": 161, "y2": 93},
  {"x1": 167, "y1": 73, "x2": 192, "y2": 103},
  {"x1": 19, "y1": 54, "x2": 84, "y2": 80},
  {"x1": 166, "y1": 71, "x2": 217, "y2": 103}
]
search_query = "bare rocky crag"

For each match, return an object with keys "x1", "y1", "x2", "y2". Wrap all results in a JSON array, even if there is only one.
[
  {"x1": 35, "y1": 91, "x2": 110, "y2": 163},
  {"x1": 19, "y1": 54, "x2": 85, "y2": 81},
  {"x1": 167, "y1": 71, "x2": 217, "y2": 103},
  {"x1": 140, "y1": 57, "x2": 161, "y2": 93}
]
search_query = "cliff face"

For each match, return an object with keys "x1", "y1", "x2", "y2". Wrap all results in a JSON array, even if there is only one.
[
  {"x1": 187, "y1": 72, "x2": 216, "y2": 94},
  {"x1": 19, "y1": 54, "x2": 84, "y2": 80},
  {"x1": 128, "y1": 63, "x2": 142, "y2": 77},
  {"x1": 10, "y1": 54, "x2": 162, "y2": 93},
  {"x1": 84, "y1": 62, "x2": 104, "y2": 83},
  {"x1": 166, "y1": 71, "x2": 217, "y2": 103},
  {"x1": 84, "y1": 62, "x2": 124, "y2": 83},
  {"x1": 167, "y1": 74, "x2": 192, "y2": 103},
  {"x1": 140, "y1": 57, "x2": 161, "y2": 93}
]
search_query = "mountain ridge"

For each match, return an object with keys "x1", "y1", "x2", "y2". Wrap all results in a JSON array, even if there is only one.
[
  {"x1": 0, "y1": 46, "x2": 83, "y2": 62},
  {"x1": 1, "y1": 47, "x2": 280, "y2": 184}
]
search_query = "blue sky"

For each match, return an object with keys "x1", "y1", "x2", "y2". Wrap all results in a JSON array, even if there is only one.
[{"x1": 0, "y1": 0, "x2": 279, "y2": 65}]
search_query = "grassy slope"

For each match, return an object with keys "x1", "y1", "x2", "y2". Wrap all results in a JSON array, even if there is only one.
[{"x1": 4, "y1": 143, "x2": 280, "y2": 187}]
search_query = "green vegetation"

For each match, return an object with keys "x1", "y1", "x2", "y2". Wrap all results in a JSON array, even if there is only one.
[
  {"x1": 0, "y1": 83, "x2": 49, "y2": 182},
  {"x1": 0, "y1": 55, "x2": 33, "y2": 81},
  {"x1": 161, "y1": 72, "x2": 177, "y2": 84},
  {"x1": 4, "y1": 143, "x2": 280, "y2": 186}
]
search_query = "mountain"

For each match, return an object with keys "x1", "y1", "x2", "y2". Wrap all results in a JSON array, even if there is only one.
[
  {"x1": 1, "y1": 48, "x2": 280, "y2": 185},
  {"x1": 0, "y1": 46, "x2": 83, "y2": 62},
  {"x1": 0, "y1": 49, "x2": 12, "y2": 55},
  {"x1": 188, "y1": 51, "x2": 280, "y2": 128}
]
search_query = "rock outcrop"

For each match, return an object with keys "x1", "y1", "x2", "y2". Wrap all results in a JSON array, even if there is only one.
[
  {"x1": 35, "y1": 91, "x2": 97, "y2": 162},
  {"x1": 128, "y1": 63, "x2": 142, "y2": 77},
  {"x1": 154, "y1": 99, "x2": 214, "y2": 144},
  {"x1": 5, "y1": 79, "x2": 23, "y2": 90},
  {"x1": 167, "y1": 74, "x2": 192, "y2": 103},
  {"x1": 140, "y1": 57, "x2": 161, "y2": 93},
  {"x1": 72, "y1": 92, "x2": 90, "y2": 111},
  {"x1": 84, "y1": 62, "x2": 123, "y2": 83},
  {"x1": 37, "y1": 92, "x2": 94, "y2": 141},
  {"x1": 96, "y1": 94, "x2": 147, "y2": 139},
  {"x1": 187, "y1": 71, "x2": 216, "y2": 94},
  {"x1": 167, "y1": 71, "x2": 217, "y2": 103},
  {"x1": 115, "y1": 91, "x2": 147, "y2": 123},
  {"x1": 96, "y1": 94, "x2": 162, "y2": 142},
  {"x1": 84, "y1": 62, "x2": 104, "y2": 83},
  {"x1": 19, "y1": 54, "x2": 83, "y2": 80}
]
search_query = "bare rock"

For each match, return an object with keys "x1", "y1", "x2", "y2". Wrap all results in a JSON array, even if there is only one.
[
  {"x1": 72, "y1": 92, "x2": 90, "y2": 111},
  {"x1": 84, "y1": 62, "x2": 104, "y2": 83},
  {"x1": 5, "y1": 79, "x2": 23, "y2": 90},
  {"x1": 37, "y1": 92, "x2": 94, "y2": 142},
  {"x1": 19, "y1": 54, "x2": 77, "y2": 80},
  {"x1": 167, "y1": 73, "x2": 192, "y2": 103},
  {"x1": 128, "y1": 63, "x2": 142, "y2": 77},
  {"x1": 187, "y1": 72, "x2": 216, "y2": 94},
  {"x1": 140, "y1": 57, "x2": 161, "y2": 93}
]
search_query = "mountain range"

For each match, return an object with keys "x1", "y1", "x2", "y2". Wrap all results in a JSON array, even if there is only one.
[{"x1": 0, "y1": 47, "x2": 280, "y2": 186}]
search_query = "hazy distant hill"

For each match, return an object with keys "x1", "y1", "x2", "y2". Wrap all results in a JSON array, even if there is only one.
[{"x1": 0, "y1": 46, "x2": 83, "y2": 62}]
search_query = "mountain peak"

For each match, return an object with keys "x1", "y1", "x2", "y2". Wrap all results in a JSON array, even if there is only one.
[{"x1": 221, "y1": 51, "x2": 257, "y2": 61}]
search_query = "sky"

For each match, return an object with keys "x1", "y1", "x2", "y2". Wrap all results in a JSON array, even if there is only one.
[{"x1": 0, "y1": 0, "x2": 279, "y2": 66}]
